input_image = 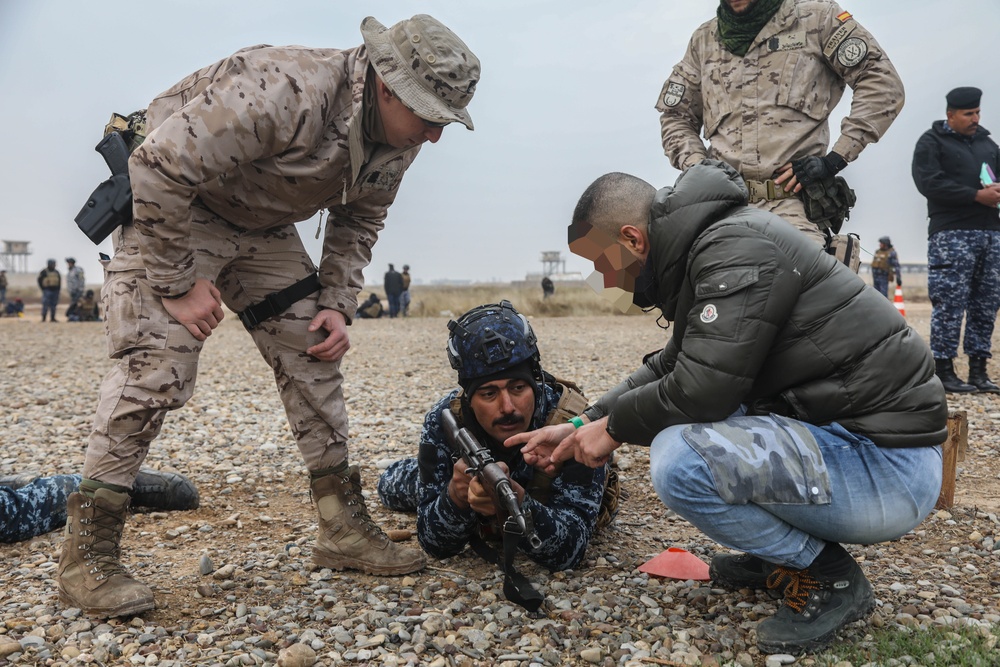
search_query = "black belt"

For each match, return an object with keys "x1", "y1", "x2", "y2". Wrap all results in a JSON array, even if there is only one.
[{"x1": 238, "y1": 273, "x2": 321, "y2": 330}]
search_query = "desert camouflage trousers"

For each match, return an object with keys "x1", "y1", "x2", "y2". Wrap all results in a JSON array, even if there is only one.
[
  {"x1": 751, "y1": 195, "x2": 827, "y2": 247},
  {"x1": 83, "y1": 210, "x2": 349, "y2": 487}
]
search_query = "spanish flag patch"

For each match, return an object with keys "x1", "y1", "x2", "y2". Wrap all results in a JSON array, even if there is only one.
[{"x1": 837, "y1": 11, "x2": 852, "y2": 22}]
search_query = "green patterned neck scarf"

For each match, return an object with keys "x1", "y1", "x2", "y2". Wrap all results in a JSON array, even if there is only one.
[{"x1": 717, "y1": 0, "x2": 786, "y2": 57}]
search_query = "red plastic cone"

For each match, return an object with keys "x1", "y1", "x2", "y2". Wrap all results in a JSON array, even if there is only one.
[
  {"x1": 893, "y1": 286, "x2": 906, "y2": 317},
  {"x1": 637, "y1": 547, "x2": 711, "y2": 581}
]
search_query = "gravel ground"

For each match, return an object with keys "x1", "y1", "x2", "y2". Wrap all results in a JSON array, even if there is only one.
[{"x1": 1, "y1": 302, "x2": 998, "y2": 667}]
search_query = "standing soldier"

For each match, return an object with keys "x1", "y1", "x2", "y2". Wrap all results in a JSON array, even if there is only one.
[
  {"x1": 912, "y1": 86, "x2": 1000, "y2": 394},
  {"x1": 0, "y1": 269, "x2": 7, "y2": 307},
  {"x1": 37, "y1": 258, "x2": 61, "y2": 322},
  {"x1": 65, "y1": 257, "x2": 86, "y2": 307},
  {"x1": 57, "y1": 14, "x2": 480, "y2": 618},
  {"x1": 869, "y1": 236, "x2": 901, "y2": 299},
  {"x1": 384, "y1": 263, "x2": 404, "y2": 318},
  {"x1": 657, "y1": 0, "x2": 904, "y2": 248},
  {"x1": 400, "y1": 264, "x2": 412, "y2": 316}
]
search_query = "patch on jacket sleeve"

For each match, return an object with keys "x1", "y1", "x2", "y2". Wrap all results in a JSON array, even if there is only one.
[
  {"x1": 836, "y1": 36, "x2": 868, "y2": 67},
  {"x1": 822, "y1": 19, "x2": 857, "y2": 59},
  {"x1": 661, "y1": 81, "x2": 686, "y2": 108},
  {"x1": 699, "y1": 304, "x2": 719, "y2": 323}
]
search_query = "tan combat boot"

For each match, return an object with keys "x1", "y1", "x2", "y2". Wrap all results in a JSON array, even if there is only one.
[
  {"x1": 312, "y1": 465, "x2": 426, "y2": 575},
  {"x1": 57, "y1": 488, "x2": 155, "y2": 617}
]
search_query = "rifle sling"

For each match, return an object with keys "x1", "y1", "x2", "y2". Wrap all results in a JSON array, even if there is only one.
[
  {"x1": 238, "y1": 273, "x2": 321, "y2": 330},
  {"x1": 469, "y1": 532, "x2": 544, "y2": 614}
]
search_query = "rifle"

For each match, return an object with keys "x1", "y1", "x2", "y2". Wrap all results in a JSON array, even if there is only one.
[
  {"x1": 440, "y1": 408, "x2": 541, "y2": 549},
  {"x1": 440, "y1": 408, "x2": 544, "y2": 613}
]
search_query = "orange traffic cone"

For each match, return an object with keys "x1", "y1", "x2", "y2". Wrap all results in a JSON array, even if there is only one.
[{"x1": 893, "y1": 285, "x2": 906, "y2": 317}]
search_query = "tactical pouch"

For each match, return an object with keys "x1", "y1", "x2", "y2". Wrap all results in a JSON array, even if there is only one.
[
  {"x1": 826, "y1": 233, "x2": 861, "y2": 274},
  {"x1": 798, "y1": 174, "x2": 857, "y2": 235}
]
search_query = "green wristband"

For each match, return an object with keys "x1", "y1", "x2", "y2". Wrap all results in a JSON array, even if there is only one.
[{"x1": 569, "y1": 415, "x2": 585, "y2": 429}]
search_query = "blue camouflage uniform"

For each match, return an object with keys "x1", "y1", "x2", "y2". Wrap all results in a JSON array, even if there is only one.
[
  {"x1": 1, "y1": 475, "x2": 79, "y2": 543},
  {"x1": 870, "y1": 245, "x2": 902, "y2": 299},
  {"x1": 913, "y1": 119, "x2": 1000, "y2": 359},
  {"x1": 378, "y1": 382, "x2": 608, "y2": 572},
  {"x1": 927, "y1": 231, "x2": 1000, "y2": 358}
]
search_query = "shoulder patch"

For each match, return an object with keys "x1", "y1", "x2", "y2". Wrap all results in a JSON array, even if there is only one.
[
  {"x1": 837, "y1": 11, "x2": 852, "y2": 22},
  {"x1": 837, "y1": 36, "x2": 868, "y2": 67},
  {"x1": 822, "y1": 18, "x2": 857, "y2": 59},
  {"x1": 662, "y1": 81, "x2": 685, "y2": 108}
]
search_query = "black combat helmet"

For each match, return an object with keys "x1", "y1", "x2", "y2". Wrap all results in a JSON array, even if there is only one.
[
  {"x1": 447, "y1": 300, "x2": 540, "y2": 385},
  {"x1": 879, "y1": 236, "x2": 891, "y2": 245}
]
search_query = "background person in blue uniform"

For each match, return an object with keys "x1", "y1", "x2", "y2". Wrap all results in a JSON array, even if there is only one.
[
  {"x1": 377, "y1": 300, "x2": 615, "y2": 572},
  {"x1": 913, "y1": 86, "x2": 1000, "y2": 394},
  {"x1": 869, "y1": 236, "x2": 902, "y2": 298}
]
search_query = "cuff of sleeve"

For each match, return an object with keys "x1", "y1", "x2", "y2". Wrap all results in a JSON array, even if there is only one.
[
  {"x1": 437, "y1": 488, "x2": 478, "y2": 525},
  {"x1": 145, "y1": 268, "x2": 196, "y2": 300},
  {"x1": 318, "y1": 289, "x2": 357, "y2": 325},
  {"x1": 684, "y1": 153, "x2": 709, "y2": 169},
  {"x1": 582, "y1": 406, "x2": 605, "y2": 423},
  {"x1": 830, "y1": 137, "x2": 863, "y2": 164}
]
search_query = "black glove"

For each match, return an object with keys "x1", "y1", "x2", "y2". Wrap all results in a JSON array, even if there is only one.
[
  {"x1": 897, "y1": 278, "x2": 903, "y2": 287},
  {"x1": 791, "y1": 152, "x2": 848, "y2": 188}
]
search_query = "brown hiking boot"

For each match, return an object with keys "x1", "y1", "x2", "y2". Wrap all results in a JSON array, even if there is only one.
[
  {"x1": 57, "y1": 488, "x2": 155, "y2": 617},
  {"x1": 311, "y1": 465, "x2": 426, "y2": 575}
]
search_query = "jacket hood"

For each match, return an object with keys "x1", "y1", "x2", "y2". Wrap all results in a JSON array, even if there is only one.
[{"x1": 646, "y1": 160, "x2": 749, "y2": 319}]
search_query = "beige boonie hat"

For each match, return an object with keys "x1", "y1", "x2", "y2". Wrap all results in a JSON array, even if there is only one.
[{"x1": 361, "y1": 14, "x2": 480, "y2": 130}]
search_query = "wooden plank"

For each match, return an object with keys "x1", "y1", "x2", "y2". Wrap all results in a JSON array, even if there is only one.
[{"x1": 935, "y1": 411, "x2": 967, "y2": 510}]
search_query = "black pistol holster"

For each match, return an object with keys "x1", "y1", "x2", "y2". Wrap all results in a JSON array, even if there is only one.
[{"x1": 75, "y1": 111, "x2": 147, "y2": 245}]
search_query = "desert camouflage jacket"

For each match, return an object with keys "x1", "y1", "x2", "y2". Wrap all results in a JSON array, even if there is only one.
[
  {"x1": 415, "y1": 383, "x2": 607, "y2": 572},
  {"x1": 129, "y1": 44, "x2": 419, "y2": 313},
  {"x1": 657, "y1": 0, "x2": 903, "y2": 180}
]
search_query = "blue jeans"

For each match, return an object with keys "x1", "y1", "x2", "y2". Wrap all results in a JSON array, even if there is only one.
[{"x1": 650, "y1": 416, "x2": 942, "y2": 569}]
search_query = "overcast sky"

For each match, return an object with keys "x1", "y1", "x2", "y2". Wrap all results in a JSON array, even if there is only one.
[{"x1": 0, "y1": 0, "x2": 996, "y2": 287}]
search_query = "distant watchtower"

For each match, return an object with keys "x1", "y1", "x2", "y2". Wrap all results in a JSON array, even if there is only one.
[
  {"x1": 0, "y1": 240, "x2": 31, "y2": 273},
  {"x1": 540, "y1": 251, "x2": 565, "y2": 277}
]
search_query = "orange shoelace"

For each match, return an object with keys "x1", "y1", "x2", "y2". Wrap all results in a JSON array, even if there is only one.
[{"x1": 766, "y1": 566, "x2": 821, "y2": 613}]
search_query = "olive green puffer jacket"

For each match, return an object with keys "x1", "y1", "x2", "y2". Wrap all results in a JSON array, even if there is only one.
[{"x1": 586, "y1": 160, "x2": 947, "y2": 449}]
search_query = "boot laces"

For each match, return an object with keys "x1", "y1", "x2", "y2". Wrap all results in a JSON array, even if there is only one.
[
  {"x1": 340, "y1": 472, "x2": 385, "y2": 538},
  {"x1": 78, "y1": 498, "x2": 127, "y2": 579},
  {"x1": 767, "y1": 566, "x2": 821, "y2": 613}
]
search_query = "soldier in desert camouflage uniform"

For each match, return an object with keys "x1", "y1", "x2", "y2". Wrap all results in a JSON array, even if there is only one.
[
  {"x1": 58, "y1": 14, "x2": 480, "y2": 618},
  {"x1": 657, "y1": 0, "x2": 903, "y2": 245},
  {"x1": 377, "y1": 301, "x2": 615, "y2": 573},
  {"x1": 514, "y1": 162, "x2": 946, "y2": 654}
]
